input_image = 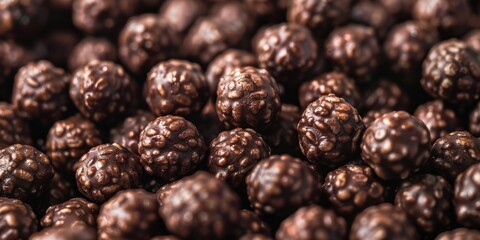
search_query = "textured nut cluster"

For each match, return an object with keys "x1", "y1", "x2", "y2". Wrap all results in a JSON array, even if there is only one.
[
  {"x1": 159, "y1": 0, "x2": 206, "y2": 37},
  {"x1": 98, "y1": 189, "x2": 160, "y2": 240},
  {"x1": 322, "y1": 164, "x2": 386, "y2": 218},
  {"x1": 41, "y1": 198, "x2": 98, "y2": 228},
  {"x1": 0, "y1": 144, "x2": 54, "y2": 201},
  {"x1": 351, "y1": 1, "x2": 393, "y2": 39},
  {"x1": 70, "y1": 61, "x2": 137, "y2": 122},
  {"x1": 363, "y1": 79, "x2": 410, "y2": 112},
  {"x1": 159, "y1": 172, "x2": 240, "y2": 240},
  {"x1": 0, "y1": 197, "x2": 38, "y2": 240},
  {"x1": 413, "y1": 0, "x2": 471, "y2": 36},
  {"x1": 276, "y1": 205, "x2": 347, "y2": 240},
  {"x1": 421, "y1": 39, "x2": 480, "y2": 104},
  {"x1": 75, "y1": 143, "x2": 143, "y2": 203},
  {"x1": 30, "y1": 224, "x2": 96, "y2": 240},
  {"x1": 362, "y1": 109, "x2": 390, "y2": 128},
  {"x1": 246, "y1": 154, "x2": 319, "y2": 216},
  {"x1": 138, "y1": 116, "x2": 207, "y2": 182},
  {"x1": 208, "y1": 128, "x2": 271, "y2": 187},
  {"x1": 436, "y1": 228, "x2": 480, "y2": 240},
  {"x1": 0, "y1": 103, "x2": 31, "y2": 149},
  {"x1": 235, "y1": 210, "x2": 271, "y2": 238},
  {"x1": 110, "y1": 110, "x2": 155, "y2": 155},
  {"x1": 261, "y1": 104, "x2": 301, "y2": 155},
  {"x1": 145, "y1": 60, "x2": 209, "y2": 117},
  {"x1": 470, "y1": 102, "x2": 480, "y2": 136},
  {"x1": 414, "y1": 101, "x2": 461, "y2": 142},
  {"x1": 298, "y1": 94, "x2": 364, "y2": 168},
  {"x1": 361, "y1": 111, "x2": 431, "y2": 180},
  {"x1": 68, "y1": 37, "x2": 117, "y2": 71},
  {"x1": 454, "y1": 163, "x2": 480, "y2": 228},
  {"x1": 216, "y1": 67, "x2": 281, "y2": 130}
]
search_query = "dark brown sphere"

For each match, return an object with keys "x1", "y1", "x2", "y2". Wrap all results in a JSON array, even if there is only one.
[
  {"x1": 276, "y1": 205, "x2": 347, "y2": 240},
  {"x1": 363, "y1": 79, "x2": 410, "y2": 112},
  {"x1": 421, "y1": 40, "x2": 480, "y2": 104},
  {"x1": 362, "y1": 109, "x2": 391, "y2": 128},
  {"x1": 235, "y1": 210, "x2": 271, "y2": 238},
  {"x1": 208, "y1": 128, "x2": 271, "y2": 187},
  {"x1": 299, "y1": 71, "x2": 361, "y2": 110},
  {"x1": 41, "y1": 198, "x2": 98, "y2": 228},
  {"x1": 68, "y1": 37, "x2": 117, "y2": 71},
  {"x1": 110, "y1": 110, "x2": 155, "y2": 155},
  {"x1": 159, "y1": 171, "x2": 240, "y2": 240},
  {"x1": 46, "y1": 115, "x2": 102, "y2": 176},
  {"x1": 70, "y1": 61, "x2": 137, "y2": 123},
  {"x1": 325, "y1": 25, "x2": 380, "y2": 83},
  {"x1": 261, "y1": 104, "x2": 301, "y2": 155},
  {"x1": 246, "y1": 154, "x2": 320, "y2": 216},
  {"x1": 0, "y1": 0, "x2": 47, "y2": 37},
  {"x1": 469, "y1": 101, "x2": 480, "y2": 136},
  {"x1": 254, "y1": 23, "x2": 317, "y2": 85},
  {"x1": 0, "y1": 40, "x2": 34, "y2": 85},
  {"x1": 414, "y1": 100, "x2": 462, "y2": 142},
  {"x1": 138, "y1": 116, "x2": 207, "y2": 182},
  {"x1": 351, "y1": 1, "x2": 393, "y2": 39},
  {"x1": 464, "y1": 29, "x2": 480, "y2": 53},
  {"x1": 159, "y1": 0, "x2": 207, "y2": 37},
  {"x1": 429, "y1": 131, "x2": 480, "y2": 182},
  {"x1": 0, "y1": 197, "x2": 37, "y2": 240},
  {"x1": 145, "y1": 60, "x2": 209, "y2": 117},
  {"x1": 436, "y1": 228, "x2": 480, "y2": 240},
  {"x1": 322, "y1": 164, "x2": 386, "y2": 219},
  {"x1": 298, "y1": 94, "x2": 364, "y2": 168},
  {"x1": 216, "y1": 67, "x2": 281, "y2": 131},
  {"x1": 361, "y1": 111, "x2": 431, "y2": 180},
  {"x1": 0, "y1": 102, "x2": 31, "y2": 149},
  {"x1": 455, "y1": 162, "x2": 480, "y2": 228},
  {"x1": 210, "y1": 2, "x2": 254, "y2": 47},
  {"x1": 11, "y1": 61, "x2": 69, "y2": 124},
  {"x1": 75, "y1": 143, "x2": 143, "y2": 203}
]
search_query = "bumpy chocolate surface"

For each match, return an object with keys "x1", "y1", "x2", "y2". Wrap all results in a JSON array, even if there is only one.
[
  {"x1": 210, "y1": 2, "x2": 254, "y2": 47},
  {"x1": 436, "y1": 228, "x2": 480, "y2": 240},
  {"x1": 216, "y1": 67, "x2": 281, "y2": 130},
  {"x1": 159, "y1": 171, "x2": 240, "y2": 240},
  {"x1": 363, "y1": 79, "x2": 410, "y2": 111},
  {"x1": 0, "y1": 144, "x2": 54, "y2": 200},
  {"x1": 110, "y1": 110, "x2": 155, "y2": 155},
  {"x1": 276, "y1": 205, "x2": 347, "y2": 240},
  {"x1": 454, "y1": 163, "x2": 480, "y2": 228},
  {"x1": 361, "y1": 111, "x2": 430, "y2": 180},
  {"x1": 470, "y1": 102, "x2": 480, "y2": 136},
  {"x1": 235, "y1": 210, "x2": 271, "y2": 238},
  {"x1": 0, "y1": 0, "x2": 47, "y2": 37},
  {"x1": 362, "y1": 109, "x2": 390, "y2": 128},
  {"x1": 246, "y1": 154, "x2": 319, "y2": 216},
  {"x1": 30, "y1": 224, "x2": 96, "y2": 240},
  {"x1": 41, "y1": 197, "x2": 98, "y2": 228},
  {"x1": 298, "y1": 94, "x2": 364, "y2": 168},
  {"x1": 68, "y1": 37, "x2": 117, "y2": 71},
  {"x1": 75, "y1": 143, "x2": 143, "y2": 203},
  {"x1": 208, "y1": 128, "x2": 270, "y2": 187},
  {"x1": 261, "y1": 104, "x2": 301, "y2": 155},
  {"x1": 0, "y1": 40, "x2": 34, "y2": 85},
  {"x1": 159, "y1": 0, "x2": 207, "y2": 37},
  {"x1": 414, "y1": 100, "x2": 461, "y2": 142},
  {"x1": 70, "y1": 61, "x2": 137, "y2": 122},
  {"x1": 98, "y1": 189, "x2": 160, "y2": 240},
  {"x1": 0, "y1": 197, "x2": 37, "y2": 240},
  {"x1": 145, "y1": 60, "x2": 209, "y2": 117},
  {"x1": 351, "y1": 1, "x2": 393, "y2": 39},
  {"x1": 138, "y1": 115, "x2": 207, "y2": 182},
  {"x1": 421, "y1": 39, "x2": 480, "y2": 104},
  {"x1": 0, "y1": 103, "x2": 31, "y2": 149}
]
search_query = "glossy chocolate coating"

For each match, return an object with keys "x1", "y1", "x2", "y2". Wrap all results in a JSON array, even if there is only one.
[
  {"x1": 41, "y1": 197, "x2": 98, "y2": 228},
  {"x1": 0, "y1": 197, "x2": 38, "y2": 240},
  {"x1": 159, "y1": 0, "x2": 207, "y2": 37},
  {"x1": 363, "y1": 79, "x2": 410, "y2": 112},
  {"x1": 454, "y1": 163, "x2": 480, "y2": 228},
  {"x1": 414, "y1": 100, "x2": 461, "y2": 142},
  {"x1": 30, "y1": 224, "x2": 96, "y2": 240}
]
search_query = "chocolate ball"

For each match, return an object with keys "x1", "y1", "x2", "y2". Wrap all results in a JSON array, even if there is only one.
[
  {"x1": 68, "y1": 37, "x2": 117, "y2": 71},
  {"x1": 138, "y1": 115, "x2": 207, "y2": 182},
  {"x1": 469, "y1": 101, "x2": 480, "y2": 136},
  {"x1": 46, "y1": 115, "x2": 102, "y2": 176},
  {"x1": 235, "y1": 210, "x2": 271, "y2": 238},
  {"x1": 41, "y1": 197, "x2": 98, "y2": 228},
  {"x1": 0, "y1": 144, "x2": 54, "y2": 200},
  {"x1": 75, "y1": 143, "x2": 143, "y2": 203},
  {"x1": 421, "y1": 39, "x2": 480, "y2": 104},
  {"x1": 363, "y1": 79, "x2": 410, "y2": 112},
  {"x1": 0, "y1": 197, "x2": 37, "y2": 240},
  {"x1": 254, "y1": 23, "x2": 317, "y2": 85},
  {"x1": 0, "y1": 40, "x2": 34, "y2": 85},
  {"x1": 246, "y1": 154, "x2": 319, "y2": 216},
  {"x1": 208, "y1": 128, "x2": 271, "y2": 187},
  {"x1": 145, "y1": 59, "x2": 209, "y2": 117},
  {"x1": 98, "y1": 189, "x2": 161, "y2": 240},
  {"x1": 119, "y1": 14, "x2": 179, "y2": 75},
  {"x1": 70, "y1": 61, "x2": 137, "y2": 123},
  {"x1": 325, "y1": 25, "x2": 380, "y2": 83},
  {"x1": 0, "y1": 102, "x2": 31, "y2": 149},
  {"x1": 362, "y1": 109, "x2": 390, "y2": 128},
  {"x1": 261, "y1": 104, "x2": 301, "y2": 155},
  {"x1": 379, "y1": 0, "x2": 416, "y2": 19},
  {"x1": 298, "y1": 94, "x2": 364, "y2": 168},
  {"x1": 159, "y1": 171, "x2": 240, "y2": 240},
  {"x1": 0, "y1": 0, "x2": 47, "y2": 37},
  {"x1": 216, "y1": 67, "x2": 281, "y2": 131},
  {"x1": 429, "y1": 131, "x2": 480, "y2": 181},
  {"x1": 361, "y1": 111, "x2": 431, "y2": 180},
  {"x1": 299, "y1": 71, "x2": 361, "y2": 110},
  {"x1": 210, "y1": 2, "x2": 254, "y2": 47},
  {"x1": 11, "y1": 60, "x2": 70, "y2": 124},
  {"x1": 351, "y1": 1, "x2": 393, "y2": 39},
  {"x1": 322, "y1": 164, "x2": 386, "y2": 219},
  {"x1": 436, "y1": 228, "x2": 480, "y2": 240},
  {"x1": 110, "y1": 110, "x2": 155, "y2": 155},
  {"x1": 414, "y1": 100, "x2": 462, "y2": 142},
  {"x1": 276, "y1": 205, "x2": 347, "y2": 240},
  {"x1": 159, "y1": 0, "x2": 207, "y2": 37},
  {"x1": 350, "y1": 203, "x2": 418, "y2": 240},
  {"x1": 30, "y1": 225, "x2": 96, "y2": 240},
  {"x1": 464, "y1": 29, "x2": 480, "y2": 53},
  {"x1": 454, "y1": 162, "x2": 480, "y2": 228}
]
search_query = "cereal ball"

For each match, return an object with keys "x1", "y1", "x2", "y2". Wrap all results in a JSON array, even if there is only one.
[
  {"x1": 68, "y1": 37, "x2": 117, "y2": 71},
  {"x1": 414, "y1": 100, "x2": 461, "y2": 142},
  {"x1": 351, "y1": 1, "x2": 393, "y2": 39},
  {"x1": 110, "y1": 110, "x2": 155, "y2": 155},
  {"x1": 210, "y1": 2, "x2": 255, "y2": 47},
  {"x1": 41, "y1": 198, "x2": 98, "y2": 228},
  {"x1": 0, "y1": 197, "x2": 37, "y2": 240},
  {"x1": 30, "y1": 224, "x2": 96, "y2": 240},
  {"x1": 362, "y1": 109, "x2": 391, "y2": 128},
  {"x1": 455, "y1": 162, "x2": 480, "y2": 228},
  {"x1": 0, "y1": 103, "x2": 31, "y2": 149},
  {"x1": 363, "y1": 79, "x2": 410, "y2": 112}
]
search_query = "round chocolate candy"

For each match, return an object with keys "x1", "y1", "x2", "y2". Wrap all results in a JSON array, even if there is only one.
[
  {"x1": 208, "y1": 128, "x2": 271, "y2": 187},
  {"x1": 210, "y1": 2, "x2": 254, "y2": 47},
  {"x1": 0, "y1": 0, "x2": 47, "y2": 37},
  {"x1": 144, "y1": 59, "x2": 209, "y2": 117},
  {"x1": 216, "y1": 67, "x2": 281, "y2": 131},
  {"x1": 0, "y1": 144, "x2": 54, "y2": 200},
  {"x1": 362, "y1": 109, "x2": 391, "y2": 128},
  {"x1": 110, "y1": 110, "x2": 155, "y2": 155},
  {"x1": 254, "y1": 23, "x2": 317, "y2": 85},
  {"x1": 0, "y1": 197, "x2": 37, "y2": 240},
  {"x1": 69, "y1": 61, "x2": 137, "y2": 123},
  {"x1": 464, "y1": 29, "x2": 480, "y2": 53},
  {"x1": 429, "y1": 131, "x2": 480, "y2": 181},
  {"x1": 454, "y1": 162, "x2": 480, "y2": 228},
  {"x1": 159, "y1": 0, "x2": 207, "y2": 37},
  {"x1": 261, "y1": 104, "x2": 301, "y2": 155},
  {"x1": 46, "y1": 115, "x2": 102, "y2": 176},
  {"x1": 41, "y1": 198, "x2": 98, "y2": 228},
  {"x1": 98, "y1": 189, "x2": 161, "y2": 240},
  {"x1": 325, "y1": 25, "x2": 380, "y2": 83},
  {"x1": 351, "y1": 1, "x2": 393, "y2": 39},
  {"x1": 235, "y1": 210, "x2": 271, "y2": 238},
  {"x1": 0, "y1": 102, "x2": 31, "y2": 149},
  {"x1": 395, "y1": 174, "x2": 454, "y2": 234},
  {"x1": 421, "y1": 39, "x2": 480, "y2": 104},
  {"x1": 30, "y1": 224, "x2": 96, "y2": 240},
  {"x1": 362, "y1": 79, "x2": 410, "y2": 112},
  {"x1": 470, "y1": 102, "x2": 480, "y2": 136},
  {"x1": 11, "y1": 60, "x2": 70, "y2": 125},
  {"x1": 361, "y1": 111, "x2": 431, "y2": 180},
  {"x1": 414, "y1": 100, "x2": 462, "y2": 142},
  {"x1": 75, "y1": 143, "x2": 143, "y2": 203},
  {"x1": 276, "y1": 205, "x2": 347, "y2": 240},
  {"x1": 0, "y1": 40, "x2": 34, "y2": 85},
  {"x1": 436, "y1": 228, "x2": 480, "y2": 240},
  {"x1": 298, "y1": 94, "x2": 364, "y2": 168},
  {"x1": 159, "y1": 171, "x2": 240, "y2": 240},
  {"x1": 68, "y1": 37, "x2": 117, "y2": 71},
  {"x1": 246, "y1": 154, "x2": 320, "y2": 216},
  {"x1": 322, "y1": 164, "x2": 386, "y2": 219},
  {"x1": 138, "y1": 116, "x2": 207, "y2": 182}
]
